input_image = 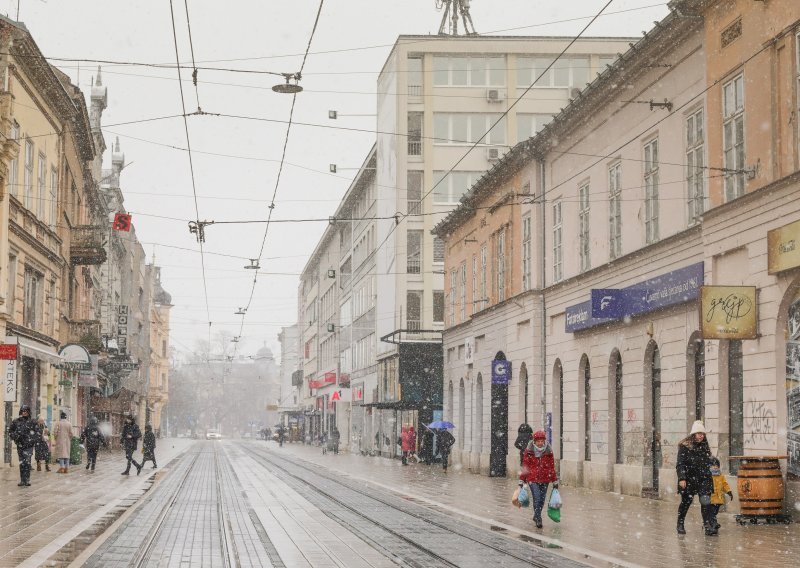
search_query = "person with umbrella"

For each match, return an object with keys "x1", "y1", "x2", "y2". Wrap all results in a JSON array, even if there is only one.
[{"x1": 429, "y1": 421, "x2": 455, "y2": 472}]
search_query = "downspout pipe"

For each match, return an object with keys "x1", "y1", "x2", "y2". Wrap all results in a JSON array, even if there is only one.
[{"x1": 538, "y1": 158, "x2": 547, "y2": 430}]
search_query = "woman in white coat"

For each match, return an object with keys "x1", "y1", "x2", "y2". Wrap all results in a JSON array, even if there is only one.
[{"x1": 53, "y1": 411, "x2": 73, "y2": 473}]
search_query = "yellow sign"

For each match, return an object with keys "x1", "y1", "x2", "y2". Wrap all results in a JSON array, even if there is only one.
[
  {"x1": 768, "y1": 219, "x2": 800, "y2": 274},
  {"x1": 266, "y1": 404, "x2": 278, "y2": 411},
  {"x1": 700, "y1": 286, "x2": 757, "y2": 339}
]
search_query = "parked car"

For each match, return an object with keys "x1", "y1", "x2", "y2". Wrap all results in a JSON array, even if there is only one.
[{"x1": 206, "y1": 429, "x2": 222, "y2": 440}]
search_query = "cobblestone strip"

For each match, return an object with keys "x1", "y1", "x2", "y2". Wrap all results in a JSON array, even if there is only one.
[{"x1": 246, "y1": 444, "x2": 587, "y2": 568}]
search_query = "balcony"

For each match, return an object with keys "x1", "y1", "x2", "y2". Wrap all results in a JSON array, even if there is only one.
[
  {"x1": 70, "y1": 225, "x2": 107, "y2": 265},
  {"x1": 407, "y1": 139, "x2": 422, "y2": 156},
  {"x1": 66, "y1": 319, "x2": 102, "y2": 352}
]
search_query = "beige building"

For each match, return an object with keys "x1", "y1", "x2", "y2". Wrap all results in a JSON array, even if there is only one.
[
  {"x1": 435, "y1": 0, "x2": 800, "y2": 517},
  {"x1": 147, "y1": 266, "x2": 171, "y2": 434}
]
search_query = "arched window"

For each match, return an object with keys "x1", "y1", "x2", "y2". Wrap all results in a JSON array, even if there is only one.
[
  {"x1": 475, "y1": 373, "x2": 484, "y2": 455},
  {"x1": 447, "y1": 380, "x2": 454, "y2": 421},
  {"x1": 645, "y1": 340, "x2": 662, "y2": 490},
  {"x1": 610, "y1": 350, "x2": 623, "y2": 465},
  {"x1": 553, "y1": 359, "x2": 563, "y2": 459},
  {"x1": 580, "y1": 354, "x2": 591, "y2": 461},
  {"x1": 519, "y1": 363, "x2": 529, "y2": 426},
  {"x1": 459, "y1": 378, "x2": 466, "y2": 450}
]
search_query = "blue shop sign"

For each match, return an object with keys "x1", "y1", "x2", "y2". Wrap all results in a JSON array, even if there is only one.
[
  {"x1": 491, "y1": 359, "x2": 511, "y2": 385},
  {"x1": 566, "y1": 262, "x2": 704, "y2": 333}
]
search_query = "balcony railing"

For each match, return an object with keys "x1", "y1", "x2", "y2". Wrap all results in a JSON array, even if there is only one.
[
  {"x1": 407, "y1": 200, "x2": 421, "y2": 215},
  {"x1": 408, "y1": 139, "x2": 422, "y2": 156},
  {"x1": 407, "y1": 319, "x2": 421, "y2": 331},
  {"x1": 66, "y1": 319, "x2": 102, "y2": 352},
  {"x1": 407, "y1": 257, "x2": 421, "y2": 274},
  {"x1": 408, "y1": 85, "x2": 422, "y2": 97},
  {"x1": 70, "y1": 225, "x2": 107, "y2": 265}
]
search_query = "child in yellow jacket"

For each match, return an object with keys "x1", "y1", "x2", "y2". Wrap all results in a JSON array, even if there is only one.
[{"x1": 710, "y1": 457, "x2": 733, "y2": 530}]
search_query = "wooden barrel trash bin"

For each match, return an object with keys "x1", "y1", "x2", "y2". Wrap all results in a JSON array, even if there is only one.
[{"x1": 729, "y1": 455, "x2": 792, "y2": 525}]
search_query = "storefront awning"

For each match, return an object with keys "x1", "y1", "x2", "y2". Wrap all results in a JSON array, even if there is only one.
[
  {"x1": 7, "y1": 336, "x2": 63, "y2": 365},
  {"x1": 361, "y1": 400, "x2": 442, "y2": 411}
]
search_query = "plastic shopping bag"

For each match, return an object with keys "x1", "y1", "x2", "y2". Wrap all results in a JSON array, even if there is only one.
[
  {"x1": 549, "y1": 488, "x2": 562, "y2": 509},
  {"x1": 547, "y1": 505, "x2": 561, "y2": 523},
  {"x1": 511, "y1": 487, "x2": 521, "y2": 508},
  {"x1": 517, "y1": 484, "x2": 530, "y2": 508}
]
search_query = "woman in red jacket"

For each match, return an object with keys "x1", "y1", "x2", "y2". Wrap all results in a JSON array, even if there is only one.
[{"x1": 519, "y1": 430, "x2": 558, "y2": 528}]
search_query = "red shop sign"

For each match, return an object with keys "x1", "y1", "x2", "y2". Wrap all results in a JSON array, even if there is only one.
[{"x1": 0, "y1": 344, "x2": 18, "y2": 360}]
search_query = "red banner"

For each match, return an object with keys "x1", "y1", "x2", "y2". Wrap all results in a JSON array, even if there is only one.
[
  {"x1": 113, "y1": 212, "x2": 132, "y2": 232},
  {"x1": 0, "y1": 344, "x2": 18, "y2": 360}
]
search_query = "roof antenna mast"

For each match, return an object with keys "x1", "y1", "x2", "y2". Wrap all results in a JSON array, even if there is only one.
[{"x1": 436, "y1": 0, "x2": 477, "y2": 36}]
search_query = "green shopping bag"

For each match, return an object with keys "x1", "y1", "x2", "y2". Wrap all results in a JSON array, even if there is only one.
[
  {"x1": 547, "y1": 488, "x2": 562, "y2": 522},
  {"x1": 547, "y1": 505, "x2": 561, "y2": 522}
]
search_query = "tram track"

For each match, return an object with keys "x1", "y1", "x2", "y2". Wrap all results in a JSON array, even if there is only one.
[{"x1": 244, "y1": 442, "x2": 588, "y2": 568}]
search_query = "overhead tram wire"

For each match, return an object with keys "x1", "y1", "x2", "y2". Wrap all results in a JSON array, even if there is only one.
[
  {"x1": 183, "y1": 0, "x2": 202, "y2": 110},
  {"x1": 229, "y1": 0, "x2": 326, "y2": 368},
  {"x1": 168, "y1": 0, "x2": 212, "y2": 351}
]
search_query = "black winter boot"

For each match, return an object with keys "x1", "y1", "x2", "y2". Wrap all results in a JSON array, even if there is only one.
[
  {"x1": 704, "y1": 521, "x2": 718, "y2": 536},
  {"x1": 677, "y1": 520, "x2": 686, "y2": 535}
]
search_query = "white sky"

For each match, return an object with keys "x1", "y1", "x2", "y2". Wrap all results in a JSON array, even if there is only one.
[{"x1": 10, "y1": 0, "x2": 669, "y2": 360}]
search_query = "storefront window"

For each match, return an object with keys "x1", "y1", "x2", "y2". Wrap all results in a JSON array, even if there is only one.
[
  {"x1": 786, "y1": 299, "x2": 800, "y2": 477},
  {"x1": 729, "y1": 340, "x2": 744, "y2": 474}
]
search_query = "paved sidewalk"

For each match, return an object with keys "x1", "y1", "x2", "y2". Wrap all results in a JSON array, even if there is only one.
[
  {"x1": 0, "y1": 437, "x2": 194, "y2": 567},
  {"x1": 266, "y1": 441, "x2": 800, "y2": 568}
]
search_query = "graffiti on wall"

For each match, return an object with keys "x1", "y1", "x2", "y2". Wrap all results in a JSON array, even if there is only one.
[{"x1": 746, "y1": 400, "x2": 775, "y2": 445}]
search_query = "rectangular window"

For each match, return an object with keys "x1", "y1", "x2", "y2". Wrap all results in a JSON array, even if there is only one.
[
  {"x1": 432, "y1": 55, "x2": 505, "y2": 86},
  {"x1": 9, "y1": 122, "x2": 19, "y2": 199},
  {"x1": 48, "y1": 280, "x2": 56, "y2": 334},
  {"x1": 480, "y1": 245, "x2": 487, "y2": 310},
  {"x1": 50, "y1": 168, "x2": 58, "y2": 230},
  {"x1": 459, "y1": 262, "x2": 467, "y2": 322},
  {"x1": 496, "y1": 230, "x2": 506, "y2": 302},
  {"x1": 471, "y1": 255, "x2": 477, "y2": 314},
  {"x1": 433, "y1": 290, "x2": 444, "y2": 323},
  {"x1": 449, "y1": 270, "x2": 456, "y2": 325},
  {"x1": 723, "y1": 74, "x2": 745, "y2": 201},
  {"x1": 686, "y1": 109, "x2": 705, "y2": 225},
  {"x1": 407, "y1": 171, "x2": 422, "y2": 215},
  {"x1": 408, "y1": 112, "x2": 423, "y2": 156},
  {"x1": 407, "y1": 56, "x2": 423, "y2": 96},
  {"x1": 644, "y1": 139, "x2": 659, "y2": 244},
  {"x1": 406, "y1": 291, "x2": 422, "y2": 330},
  {"x1": 23, "y1": 266, "x2": 42, "y2": 329},
  {"x1": 432, "y1": 170, "x2": 483, "y2": 203},
  {"x1": 37, "y1": 153, "x2": 46, "y2": 219},
  {"x1": 432, "y1": 113, "x2": 506, "y2": 146},
  {"x1": 579, "y1": 184, "x2": 590, "y2": 272},
  {"x1": 522, "y1": 215, "x2": 532, "y2": 291},
  {"x1": 433, "y1": 236, "x2": 445, "y2": 263},
  {"x1": 609, "y1": 163, "x2": 622, "y2": 259},
  {"x1": 7, "y1": 255, "x2": 16, "y2": 315},
  {"x1": 24, "y1": 139, "x2": 33, "y2": 210},
  {"x1": 516, "y1": 114, "x2": 554, "y2": 140},
  {"x1": 407, "y1": 230, "x2": 422, "y2": 274},
  {"x1": 729, "y1": 340, "x2": 744, "y2": 474},
  {"x1": 518, "y1": 56, "x2": 590, "y2": 88},
  {"x1": 553, "y1": 202, "x2": 563, "y2": 283}
]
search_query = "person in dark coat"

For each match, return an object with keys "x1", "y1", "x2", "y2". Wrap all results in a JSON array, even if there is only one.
[
  {"x1": 120, "y1": 414, "x2": 143, "y2": 475},
  {"x1": 676, "y1": 420, "x2": 715, "y2": 536},
  {"x1": 80, "y1": 416, "x2": 105, "y2": 472},
  {"x1": 436, "y1": 428, "x2": 455, "y2": 472},
  {"x1": 520, "y1": 430, "x2": 559, "y2": 528},
  {"x1": 420, "y1": 427, "x2": 435, "y2": 465},
  {"x1": 35, "y1": 417, "x2": 51, "y2": 472},
  {"x1": 8, "y1": 405, "x2": 37, "y2": 486},
  {"x1": 141, "y1": 424, "x2": 157, "y2": 469},
  {"x1": 331, "y1": 428, "x2": 341, "y2": 455},
  {"x1": 514, "y1": 423, "x2": 534, "y2": 466}
]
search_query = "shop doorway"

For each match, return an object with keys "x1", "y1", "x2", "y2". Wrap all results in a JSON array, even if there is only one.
[
  {"x1": 20, "y1": 357, "x2": 40, "y2": 418},
  {"x1": 645, "y1": 342, "x2": 662, "y2": 493},
  {"x1": 786, "y1": 297, "x2": 800, "y2": 478}
]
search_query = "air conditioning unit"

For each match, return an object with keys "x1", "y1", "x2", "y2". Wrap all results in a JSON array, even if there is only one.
[
  {"x1": 486, "y1": 147, "x2": 501, "y2": 161},
  {"x1": 486, "y1": 89, "x2": 505, "y2": 103}
]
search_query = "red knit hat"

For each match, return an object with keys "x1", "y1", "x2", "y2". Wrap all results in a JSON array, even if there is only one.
[{"x1": 533, "y1": 430, "x2": 546, "y2": 441}]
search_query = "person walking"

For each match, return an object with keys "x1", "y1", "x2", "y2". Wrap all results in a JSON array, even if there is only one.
[
  {"x1": 53, "y1": 411, "x2": 73, "y2": 474},
  {"x1": 35, "y1": 417, "x2": 51, "y2": 472},
  {"x1": 121, "y1": 413, "x2": 143, "y2": 475},
  {"x1": 514, "y1": 423, "x2": 533, "y2": 466},
  {"x1": 8, "y1": 405, "x2": 37, "y2": 486},
  {"x1": 331, "y1": 428, "x2": 341, "y2": 455},
  {"x1": 80, "y1": 416, "x2": 105, "y2": 472},
  {"x1": 142, "y1": 424, "x2": 158, "y2": 469},
  {"x1": 709, "y1": 457, "x2": 733, "y2": 531},
  {"x1": 519, "y1": 430, "x2": 558, "y2": 529},
  {"x1": 401, "y1": 426, "x2": 417, "y2": 465},
  {"x1": 436, "y1": 428, "x2": 455, "y2": 472},
  {"x1": 676, "y1": 420, "x2": 716, "y2": 536}
]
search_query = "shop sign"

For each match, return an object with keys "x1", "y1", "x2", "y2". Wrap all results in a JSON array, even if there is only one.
[
  {"x1": 700, "y1": 286, "x2": 758, "y2": 339},
  {"x1": 591, "y1": 289, "x2": 648, "y2": 318},
  {"x1": 566, "y1": 262, "x2": 704, "y2": 333},
  {"x1": 330, "y1": 388, "x2": 351, "y2": 403},
  {"x1": 57, "y1": 344, "x2": 92, "y2": 371},
  {"x1": 768, "y1": 219, "x2": 800, "y2": 274},
  {"x1": 491, "y1": 359, "x2": 511, "y2": 385},
  {"x1": 4, "y1": 360, "x2": 17, "y2": 402},
  {"x1": 0, "y1": 344, "x2": 18, "y2": 360},
  {"x1": 117, "y1": 306, "x2": 129, "y2": 355},
  {"x1": 464, "y1": 337, "x2": 475, "y2": 365},
  {"x1": 266, "y1": 404, "x2": 279, "y2": 411},
  {"x1": 352, "y1": 383, "x2": 364, "y2": 402}
]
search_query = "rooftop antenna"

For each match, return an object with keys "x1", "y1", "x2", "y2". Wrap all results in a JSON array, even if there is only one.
[{"x1": 436, "y1": 0, "x2": 476, "y2": 36}]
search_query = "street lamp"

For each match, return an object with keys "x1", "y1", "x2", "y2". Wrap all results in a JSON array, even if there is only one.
[{"x1": 272, "y1": 72, "x2": 303, "y2": 94}]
